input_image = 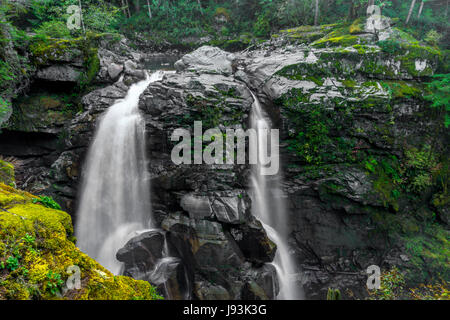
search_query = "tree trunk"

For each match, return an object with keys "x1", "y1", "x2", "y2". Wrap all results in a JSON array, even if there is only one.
[
  {"x1": 314, "y1": 0, "x2": 319, "y2": 25},
  {"x1": 135, "y1": 0, "x2": 140, "y2": 13},
  {"x1": 78, "y1": 0, "x2": 86, "y2": 35},
  {"x1": 348, "y1": 0, "x2": 354, "y2": 20},
  {"x1": 146, "y1": 0, "x2": 152, "y2": 19},
  {"x1": 406, "y1": 0, "x2": 417, "y2": 25},
  {"x1": 120, "y1": 0, "x2": 127, "y2": 17},
  {"x1": 197, "y1": 0, "x2": 203, "y2": 15},
  {"x1": 417, "y1": 0, "x2": 424, "y2": 18}
]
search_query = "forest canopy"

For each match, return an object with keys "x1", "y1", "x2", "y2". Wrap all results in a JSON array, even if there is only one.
[{"x1": 1, "y1": 0, "x2": 448, "y2": 47}]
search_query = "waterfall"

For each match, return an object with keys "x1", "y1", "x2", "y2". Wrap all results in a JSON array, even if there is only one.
[
  {"x1": 75, "y1": 72, "x2": 164, "y2": 274},
  {"x1": 250, "y1": 92, "x2": 303, "y2": 300}
]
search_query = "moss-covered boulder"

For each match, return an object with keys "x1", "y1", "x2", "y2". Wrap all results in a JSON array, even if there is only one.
[
  {"x1": 0, "y1": 183, "x2": 163, "y2": 300},
  {"x1": 29, "y1": 33, "x2": 103, "y2": 87},
  {"x1": 6, "y1": 93, "x2": 81, "y2": 134}
]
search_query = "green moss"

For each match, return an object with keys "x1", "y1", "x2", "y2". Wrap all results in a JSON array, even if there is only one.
[
  {"x1": 342, "y1": 79, "x2": 357, "y2": 88},
  {"x1": 79, "y1": 47, "x2": 100, "y2": 90},
  {"x1": 403, "y1": 223, "x2": 450, "y2": 285},
  {"x1": 352, "y1": 44, "x2": 377, "y2": 55},
  {"x1": 313, "y1": 34, "x2": 360, "y2": 48},
  {"x1": 6, "y1": 93, "x2": 81, "y2": 133},
  {"x1": 381, "y1": 81, "x2": 424, "y2": 100},
  {"x1": 29, "y1": 33, "x2": 105, "y2": 88},
  {"x1": 377, "y1": 28, "x2": 441, "y2": 77},
  {"x1": 349, "y1": 19, "x2": 363, "y2": 34},
  {"x1": 0, "y1": 160, "x2": 14, "y2": 186},
  {"x1": 0, "y1": 184, "x2": 163, "y2": 300},
  {"x1": 277, "y1": 88, "x2": 357, "y2": 165},
  {"x1": 364, "y1": 156, "x2": 403, "y2": 211}
]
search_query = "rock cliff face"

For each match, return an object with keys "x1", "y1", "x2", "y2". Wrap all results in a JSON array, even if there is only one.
[{"x1": 1, "y1": 19, "x2": 448, "y2": 300}]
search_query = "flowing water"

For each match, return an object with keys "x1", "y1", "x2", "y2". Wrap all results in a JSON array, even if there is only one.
[
  {"x1": 74, "y1": 68, "x2": 300, "y2": 299},
  {"x1": 250, "y1": 93, "x2": 303, "y2": 300},
  {"x1": 76, "y1": 71, "x2": 164, "y2": 274}
]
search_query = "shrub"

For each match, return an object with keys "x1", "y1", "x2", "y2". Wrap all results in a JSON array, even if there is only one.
[
  {"x1": 34, "y1": 20, "x2": 71, "y2": 39},
  {"x1": 45, "y1": 271, "x2": 64, "y2": 296},
  {"x1": 5, "y1": 256, "x2": 19, "y2": 271},
  {"x1": 0, "y1": 97, "x2": 11, "y2": 126},
  {"x1": 369, "y1": 267, "x2": 406, "y2": 300},
  {"x1": 253, "y1": 14, "x2": 271, "y2": 38},
  {"x1": 425, "y1": 74, "x2": 450, "y2": 128},
  {"x1": 424, "y1": 30, "x2": 442, "y2": 46},
  {"x1": 32, "y1": 196, "x2": 62, "y2": 210},
  {"x1": 214, "y1": 7, "x2": 231, "y2": 21}
]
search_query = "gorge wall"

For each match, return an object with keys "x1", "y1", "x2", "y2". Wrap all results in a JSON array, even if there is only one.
[{"x1": 1, "y1": 18, "x2": 448, "y2": 300}]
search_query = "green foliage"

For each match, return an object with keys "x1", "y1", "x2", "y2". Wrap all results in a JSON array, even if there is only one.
[
  {"x1": 32, "y1": 196, "x2": 62, "y2": 210},
  {"x1": 22, "y1": 234, "x2": 35, "y2": 246},
  {"x1": 365, "y1": 157, "x2": 378, "y2": 173},
  {"x1": 0, "y1": 97, "x2": 11, "y2": 127},
  {"x1": 405, "y1": 145, "x2": 438, "y2": 193},
  {"x1": 369, "y1": 267, "x2": 406, "y2": 300},
  {"x1": 5, "y1": 255, "x2": 19, "y2": 271},
  {"x1": 45, "y1": 271, "x2": 64, "y2": 296},
  {"x1": 424, "y1": 30, "x2": 442, "y2": 46},
  {"x1": 410, "y1": 282, "x2": 450, "y2": 300},
  {"x1": 425, "y1": 74, "x2": 450, "y2": 128},
  {"x1": 403, "y1": 222, "x2": 450, "y2": 285},
  {"x1": 34, "y1": 20, "x2": 71, "y2": 39},
  {"x1": 365, "y1": 155, "x2": 403, "y2": 210},
  {"x1": 326, "y1": 288, "x2": 341, "y2": 300},
  {"x1": 27, "y1": 0, "x2": 120, "y2": 35},
  {"x1": 253, "y1": 14, "x2": 271, "y2": 38}
]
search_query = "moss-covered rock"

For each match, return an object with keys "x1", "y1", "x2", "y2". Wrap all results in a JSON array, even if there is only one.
[
  {"x1": 29, "y1": 33, "x2": 105, "y2": 87},
  {"x1": 0, "y1": 183, "x2": 163, "y2": 300},
  {"x1": 0, "y1": 160, "x2": 14, "y2": 186},
  {"x1": 6, "y1": 93, "x2": 81, "y2": 133}
]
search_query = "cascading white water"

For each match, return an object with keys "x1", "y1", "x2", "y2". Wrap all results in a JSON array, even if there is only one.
[
  {"x1": 76, "y1": 72, "x2": 164, "y2": 274},
  {"x1": 250, "y1": 93, "x2": 303, "y2": 300}
]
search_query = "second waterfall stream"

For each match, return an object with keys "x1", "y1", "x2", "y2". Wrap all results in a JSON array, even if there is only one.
[
  {"x1": 76, "y1": 71, "x2": 164, "y2": 274},
  {"x1": 250, "y1": 92, "x2": 303, "y2": 300}
]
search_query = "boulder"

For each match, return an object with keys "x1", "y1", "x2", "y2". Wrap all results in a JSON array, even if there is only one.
[
  {"x1": 107, "y1": 63, "x2": 124, "y2": 81},
  {"x1": 180, "y1": 194, "x2": 212, "y2": 219},
  {"x1": 116, "y1": 230, "x2": 165, "y2": 267},
  {"x1": 175, "y1": 46, "x2": 235, "y2": 75}
]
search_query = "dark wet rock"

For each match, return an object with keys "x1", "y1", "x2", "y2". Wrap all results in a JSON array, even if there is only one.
[
  {"x1": 116, "y1": 231, "x2": 165, "y2": 266},
  {"x1": 230, "y1": 219, "x2": 276, "y2": 265},
  {"x1": 180, "y1": 194, "x2": 212, "y2": 219}
]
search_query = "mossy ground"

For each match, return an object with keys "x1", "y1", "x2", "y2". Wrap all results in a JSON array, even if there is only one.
[
  {"x1": 0, "y1": 160, "x2": 15, "y2": 186},
  {"x1": 0, "y1": 183, "x2": 163, "y2": 300}
]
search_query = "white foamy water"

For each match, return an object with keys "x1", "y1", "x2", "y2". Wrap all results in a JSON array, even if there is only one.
[
  {"x1": 250, "y1": 92, "x2": 303, "y2": 300},
  {"x1": 75, "y1": 72, "x2": 165, "y2": 274}
]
